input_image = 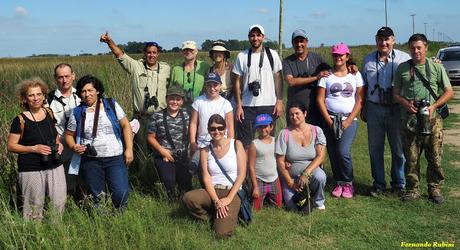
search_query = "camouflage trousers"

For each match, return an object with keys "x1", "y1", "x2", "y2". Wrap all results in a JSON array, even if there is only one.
[{"x1": 401, "y1": 115, "x2": 445, "y2": 194}]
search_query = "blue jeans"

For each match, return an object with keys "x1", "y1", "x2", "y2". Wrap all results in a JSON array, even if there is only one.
[
  {"x1": 323, "y1": 119, "x2": 358, "y2": 184},
  {"x1": 366, "y1": 102, "x2": 405, "y2": 190},
  {"x1": 81, "y1": 155, "x2": 129, "y2": 209},
  {"x1": 281, "y1": 167, "x2": 327, "y2": 209}
]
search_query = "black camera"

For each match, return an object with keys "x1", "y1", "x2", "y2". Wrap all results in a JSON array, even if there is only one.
[
  {"x1": 415, "y1": 99, "x2": 431, "y2": 135},
  {"x1": 172, "y1": 150, "x2": 187, "y2": 161},
  {"x1": 84, "y1": 144, "x2": 98, "y2": 157},
  {"x1": 291, "y1": 184, "x2": 311, "y2": 213},
  {"x1": 41, "y1": 140, "x2": 61, "y2": 164},
  {"x1": 248, "y1": 81, "x2": 261, "y2": 96}
]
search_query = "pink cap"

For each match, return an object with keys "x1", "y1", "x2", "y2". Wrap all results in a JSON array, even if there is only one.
[{"x1": 331, "y1": 43, "x2": 350, "y2": 55}]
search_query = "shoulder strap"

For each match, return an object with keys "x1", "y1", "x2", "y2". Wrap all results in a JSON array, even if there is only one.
[
  {"x1": 106, "y1": 98, "x2": 117, "y2": 118},
  {"x1": 310, "y1": 125, "x2": 317, "y2": 143},
  {"x1": 47, "y1": 90, "x2": 66, "y2": 107},
  {"x1": 284, "y1": 128, "x2": 289, "y2": 143},
  {"x1": 17, "y1": 113, "x2": 25, "y2": 140},
  {"x1": 265, "y1": 47, "x2": 274, "y2": 70},
  {"x1": 44, "y1": 107, "x2": 56, "y2": 122},
  {"x1": 408, "y1": 60, "x2": 439, "y2": 100}
]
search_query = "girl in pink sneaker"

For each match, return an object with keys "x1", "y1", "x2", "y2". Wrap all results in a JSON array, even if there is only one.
[{"x1": 317, "y1": 43, "x2": 364, "y2": 199}]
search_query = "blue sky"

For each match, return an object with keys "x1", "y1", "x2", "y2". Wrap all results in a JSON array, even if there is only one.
[{"x1": 0, "y1": 0, "x2": 458, "y2": 57}]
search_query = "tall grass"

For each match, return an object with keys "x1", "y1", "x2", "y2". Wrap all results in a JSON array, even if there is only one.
[{"x1": 0, "y1": 45, "x2": 458, "y2": 249}]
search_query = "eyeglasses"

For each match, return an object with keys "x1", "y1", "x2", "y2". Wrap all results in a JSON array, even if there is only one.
[
  {"x1": 145, "y1": 41, "x2": 159, "y2": 47},
  {"x1": 208, "y1": 126, "x2": 225, "y2": 132}
]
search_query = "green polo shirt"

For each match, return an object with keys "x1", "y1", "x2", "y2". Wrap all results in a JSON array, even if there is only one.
[
  {"x1": 170, "y1": 60, "x2": 209, "y2": 100},
  {"x1": 117, "y1": 53, "x2": 170, "y2": 114},
  {"x1": 394, "y1": 59, "x2": 451, "y2": 118}
]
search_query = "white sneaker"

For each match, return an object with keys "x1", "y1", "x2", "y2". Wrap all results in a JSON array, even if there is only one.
[{"x1": 316, "y1": 205, "x2": 326, "y2": 210}]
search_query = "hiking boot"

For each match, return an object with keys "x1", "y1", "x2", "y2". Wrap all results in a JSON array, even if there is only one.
[
  {"x1": 369, "y1": 187, "x2": 385, "y2": 197},
  {"x1": 342, "y1": 183, "x2": 354, "y2": 199},
  {"x1": 428, "y1": 189, "x2": 444, "y2": 204},
  {"x1": 331, "y1": 184, "x2": 343, "y2": 198},
  {"x1": 401, "y1": 189, "x2": 421, "y2": 202}
]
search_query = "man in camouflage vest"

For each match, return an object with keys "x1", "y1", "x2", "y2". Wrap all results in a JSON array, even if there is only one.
[{"x1": 393, "y1": 34, "x2": 453, "y2": 204}]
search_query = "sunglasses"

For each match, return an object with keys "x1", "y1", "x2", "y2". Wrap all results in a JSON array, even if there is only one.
[
  {"x1": 145, "y1": 41, "x2": 159, "y2": 47},
  {"x1": 208, "y1": 126, "x2": 225, "y2": 132}
]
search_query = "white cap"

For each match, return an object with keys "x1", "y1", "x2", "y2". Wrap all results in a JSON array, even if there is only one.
[{"x1": 248, "y1": 24, "x2": 265, "y2": 35}]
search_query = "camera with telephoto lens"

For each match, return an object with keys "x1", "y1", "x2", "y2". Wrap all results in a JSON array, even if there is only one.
[
  {"x1": 144, "y1": 92, "x2": 159, "y2": 110},
  {"x1": 415, "y1": 99, "x2": 431, "y2": 135},
  {"x1": 248, "y1": 81, "x2": 261, "y2": 96},
  {"x1": 406, "y1": 99, "x2": 431, "y2": 135},
  {"x1": 84, "y1": 144, "x2": 98, "y2": 157},
  {"x1": 41, "y1": 140, "x2": 61, "y2": 164}
]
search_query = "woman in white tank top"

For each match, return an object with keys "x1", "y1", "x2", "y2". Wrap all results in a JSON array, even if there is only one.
[{"x1": 183, "y1": 114, "x2": 246, "y2": 238}]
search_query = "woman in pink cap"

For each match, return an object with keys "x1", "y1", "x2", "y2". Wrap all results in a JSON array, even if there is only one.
[{"x1": 317, "y1": 43, "x2": 364, "y2": 199}]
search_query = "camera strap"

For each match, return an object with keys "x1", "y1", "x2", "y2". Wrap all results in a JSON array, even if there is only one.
[
  {"x1": 162, "y1": 109, "x2": 187, "y2": 151},
  {"x1": 80, "y1": 99, "x2": 101, "y2": 142},
  {"x1": 29, "y1": 107, "x2": 57, "y2": 145},
  {"x1": 374, "y1": 50, "x2": 395, "y2": 91},
  {"x1": 408, "y1": 60, "x2": 439, "y2": 100},
  {"x1": 247, "y1": 47, "x2": 274, "y2": 82}
]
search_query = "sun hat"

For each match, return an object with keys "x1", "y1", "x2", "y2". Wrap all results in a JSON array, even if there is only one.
[
  {"x1": 248, "y1": 24, "x2": 265, "y2": 35},
  {"x1": 205, "y1": 72, "x2": 222, "y2": 85},
  {"x1": 376, "y1": 27, "x2": 394, "y2": 37},
  {"x1": 209, "y1": 41, "x2": 230, "y2": 59},
  {"x1": 254, "y1": 114, "x2": 273, "y2": 127},
  {"x1": 292, "y1": 29, "x2": 308, "y2": 41},
  {"x1": 331, "y1": 43, "x2": 350, "y2": 55},
  {"x1": 182, "y1": 40, "x2": 197, "y2": 50}
]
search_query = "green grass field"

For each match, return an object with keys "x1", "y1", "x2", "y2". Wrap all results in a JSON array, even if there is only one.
[{"x1": 0, "y1": 45, "x2": 458, "y2": 249}]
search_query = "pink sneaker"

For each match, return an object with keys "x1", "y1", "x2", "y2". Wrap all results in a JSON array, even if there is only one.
[
  {"x1": 342, "y1": 183, "x2": 354, "y2": 199},
  {"x1": 332, "y1": 184, "x2": 343, "y2": 198}
]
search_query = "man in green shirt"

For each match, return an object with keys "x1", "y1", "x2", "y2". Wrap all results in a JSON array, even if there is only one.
[
  {"x1": 170, "y1": 41, "x2": 209, "y2": 111},
  {"x1": 393, "y1": 34, "x2": 453, "y2": 204},
  {"x1": 100, "y1": 32, "x2": 170, "y2": 192}
]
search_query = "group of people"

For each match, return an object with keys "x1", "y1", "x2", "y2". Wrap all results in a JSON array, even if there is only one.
[{"x1": 7, "y1": 24, "x2": 453, "y2": 239}]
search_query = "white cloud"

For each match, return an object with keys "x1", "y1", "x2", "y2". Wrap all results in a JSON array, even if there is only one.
[
  {"x1": 256, "y1": 8, "x2": 269, "y2": 14},
  {"x1": 15, "y1": 6, "x2": 28, "y2": 16}
]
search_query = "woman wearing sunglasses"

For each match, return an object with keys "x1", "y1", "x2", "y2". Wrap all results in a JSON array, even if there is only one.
[
  {"x1": 317, "y1": 43, "x2": 364, "y2": 199},
  {"x1": 183, "y1": 114, "x2": 246, "y2": 239}
]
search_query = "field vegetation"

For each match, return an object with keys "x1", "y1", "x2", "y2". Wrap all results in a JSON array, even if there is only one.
[{"x1": 0, "y1": 44, "x2": 458, "y2": 249}]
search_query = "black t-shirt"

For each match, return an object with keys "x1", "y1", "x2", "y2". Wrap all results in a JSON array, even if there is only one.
[
  {"x1": 282, "y1": 52, "x2": 326, "y2": 107},
  {"x1": 10, "y1": 110, "x2": 59, "y2": 172},
  {"x1": 283, "y1": 52, "x2": 326, "y2": 124}
]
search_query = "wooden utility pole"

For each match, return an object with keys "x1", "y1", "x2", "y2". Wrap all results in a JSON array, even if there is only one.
[{"x1": 278, "y1": 0, "x2": 283, "y2": 58}]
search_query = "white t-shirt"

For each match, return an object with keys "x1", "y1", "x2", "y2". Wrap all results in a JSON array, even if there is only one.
[
  {"x1": 232, "y1": 48, "x2": 282, "y2": 107},
  {"x1": 67, "y1": 102, "x2": 126, "y2": 157},
  {"x1": 318, "y1": 72, "x2": 363, "y2": 114},
  {"x1": 192, "y1": 95, "x2": 233, "y2": 148}
]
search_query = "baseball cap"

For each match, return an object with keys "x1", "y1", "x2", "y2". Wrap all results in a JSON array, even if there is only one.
[
  {"x1": 331, "y1": 43, "x2": 350, "y2": 55},
  {"x1": 248, "y1": 24, "x2": 265, "y2": 35},
  {"x1": 255, "y1": 114, "x2": 273, "y2": 127},
  {"x1": 205, "y1": 72, "x2": 222, "y2": 85},
  {"x1": 182, "y1": 40, "x2": 197, "y2": 50},
  {"x1": 292, "y1": 29, "x2": 308, "y2": 41},
  {"x1": 376, "y1": 27, "x2": 394, "y2": 37},
  {"x1": 166, "y1": 84, "x2": 185, "y2": 98}
]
